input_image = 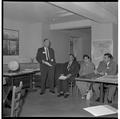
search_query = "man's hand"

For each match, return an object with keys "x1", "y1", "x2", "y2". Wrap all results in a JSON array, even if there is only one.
[
  {"x1": 66, "y1": 74, "x2": 72, "y2": 79},
  {"x1": 94, "y1": 70, "x2": 105, "y2": 75},
  {"x1": 99, "y1": 72, "x2": 105, "y2": 75},
  {"x1": 42, "y1": 60, "x2": 52, "y2": 67}
]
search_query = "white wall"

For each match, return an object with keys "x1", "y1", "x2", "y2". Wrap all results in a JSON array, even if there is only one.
[
  {"x1": 92, "y1": 22, "x2": 113, "y2": 41},
  {"x1": 91, "y1": 22, "x2": 115, "y2": 67},
  {"x1": 62, "y1": 28, "x2": 91, "y2": 61},
  {"x1": 42, "y1": 23, "x2": 69, "y2": 63},
  {"x1": 3, "y1": 19, "x2": 42, "y2": 64},
  {"x1": 112, "y1": 23, "x2": 118, "y2": 63},
  {"x1": 3, "y1": 19, "x2": 118, "y2": 66},
  {"x1": 3, "y1": 19, "x2": 69, "y2": 64}
]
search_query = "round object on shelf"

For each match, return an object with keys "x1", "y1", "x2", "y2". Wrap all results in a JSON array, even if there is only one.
[{"x1": 8, "y1": 61, "x2": 19, "y2": 71}]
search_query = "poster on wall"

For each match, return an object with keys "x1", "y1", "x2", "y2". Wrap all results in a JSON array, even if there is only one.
[
  {"x1": 3, "y1": 28, "x2": 19, "y2": 55},
  {"x1": 92, "y1": 40, "x2": 113, "y2": 68}
]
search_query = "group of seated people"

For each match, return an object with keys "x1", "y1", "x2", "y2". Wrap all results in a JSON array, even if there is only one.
[{"x1": 56, "y1": 53, "x2": 117, "y2": 103}]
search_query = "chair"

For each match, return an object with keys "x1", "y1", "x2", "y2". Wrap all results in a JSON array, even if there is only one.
[
  {"x1": 10, "y1": 81, "x2": 23, "y2": 117},
  {"x1": 69, "y1": 73, "x2": 79, "y2": 95}
]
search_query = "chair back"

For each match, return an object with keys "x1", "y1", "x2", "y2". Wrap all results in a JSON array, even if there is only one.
[{"x1": 11, "y1": 81, "x2": 23, "y2": 117}]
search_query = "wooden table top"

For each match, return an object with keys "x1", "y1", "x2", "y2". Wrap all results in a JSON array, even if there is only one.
[
  {"x1": 3, "y1": 68, "x2": 40, "y2": 77},
  {"x1": 75, "y1": 75, "x2": 118, "y2": 85}
]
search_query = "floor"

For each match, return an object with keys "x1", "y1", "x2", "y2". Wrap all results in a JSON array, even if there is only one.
[{"x1": 20, "y1": 87, "x2": 118, "y2": 117}]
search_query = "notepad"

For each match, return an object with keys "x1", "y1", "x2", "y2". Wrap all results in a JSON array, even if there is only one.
[
  {"x1": 58, "y1": 75, "x2": 67, "y2": 80},
  {"x1": 83, "y1": 105, "x2": 117, "y2": 117}
]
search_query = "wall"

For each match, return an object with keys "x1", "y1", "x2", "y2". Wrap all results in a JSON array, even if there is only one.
[
  {"x1": 42, "y1": 23, "x2": 69, "y2": 63},
  {"x1": 112, "y1": 23, "x2": 118, "y2": 63},
  {"x1": 3, "y1": 19, "x2": 42, "y2": 64},
  {"x1": 91, "y1": 22, "x2": 117, "y2": 67},
  {"x1": 3, "y1": 19, "x2": 69, "y2": 64},
  {"x1": 62, "y1": 27, "x2": 91, "y2": 61}
]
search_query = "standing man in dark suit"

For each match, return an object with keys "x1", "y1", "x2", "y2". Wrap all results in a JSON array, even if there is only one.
[{"x1": 36, "y1": 38, "x2": 56, "y2": 95}]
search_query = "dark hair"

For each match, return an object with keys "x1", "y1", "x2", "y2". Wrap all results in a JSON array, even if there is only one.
[
  {"x1": 69, "y1": 54, "x2": 76, "y2": 61},
  {"x1": 83, "y1": 54, "x2": 90, "y2": 59},
  {"x1": 104, "y1": 53, "x2": 113, "y2": 59},
  {"x1": 43, "y1": 38, "x2": 49, "y2": 42}
]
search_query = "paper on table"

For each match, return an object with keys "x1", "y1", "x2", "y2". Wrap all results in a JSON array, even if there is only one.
[
  {"x1": 58, "y1": 75, "x2": 67, "y2": 80},
  {"x1": 83, "y1": 105, "x2": 117, "y2": 117}
]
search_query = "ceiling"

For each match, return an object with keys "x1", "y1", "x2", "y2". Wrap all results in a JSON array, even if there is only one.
[
  {"x1": 98, "y1": 2, "x2": 118, "y2": 18},
  {"x1": 3, "y1": 2, "x2": 87, "y2": 24},
  {"x1": 3, "y1": 2, "x2": 118, "y2": 24}
]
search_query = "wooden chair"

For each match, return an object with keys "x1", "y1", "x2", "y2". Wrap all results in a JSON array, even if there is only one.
[
  {"x1": 69, "y1": 73, "x2": 79, "y2": 95},
  {"x1": 10, "y1": 81, "x2": 23, "y2": 117}
]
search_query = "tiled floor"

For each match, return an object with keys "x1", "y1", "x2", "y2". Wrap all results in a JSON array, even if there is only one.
[{"x1": 20, "y1": 87, "x2": 118, "y2": 117}]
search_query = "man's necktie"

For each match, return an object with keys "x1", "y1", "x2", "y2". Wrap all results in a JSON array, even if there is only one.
[{"x1": 46, "y1": 47, "x2": 50, "y2": 60}]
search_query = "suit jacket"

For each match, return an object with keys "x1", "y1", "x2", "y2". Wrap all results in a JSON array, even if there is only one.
[
  {"x1": 36, "y1": 47, "x2": 56, "y2": 66},
  {"x1": 106, "y1": 60, "x2": 117, "y2": 75},
  {"x1": 97, "y1": 60, "x2": 117, "y2": 75},
  {"x1": 63, "y1": 60, "x2": 79, "y2": 77}
]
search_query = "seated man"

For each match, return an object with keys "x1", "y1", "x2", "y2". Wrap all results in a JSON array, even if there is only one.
[
  {"x1": 57, "y1": 54, "x2": 79, "y2": 98},
  {"x1": 93, "y1": 53, "x2": 117, "y2": 103},
  {"x1": 78, "y1": 55, "x2": 95, "y2": 99}
]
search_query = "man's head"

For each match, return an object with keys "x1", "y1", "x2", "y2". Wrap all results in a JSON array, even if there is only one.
[
  {"x1": 43, "y1": 38, "x2": 50, "y2": 47},
  {"x1": 83, "y1": 54, "x2": 90, "y2": 63},
  {"x1": 103, "y1": 53, "x2": 113, "y2": 63}
]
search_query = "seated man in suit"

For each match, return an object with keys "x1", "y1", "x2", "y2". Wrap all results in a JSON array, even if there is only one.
[
  {"x1": 93, "y1": 53, "x2": 117, "y2": 103},
  {"x1": 78, "y1": 55, "x2": 95, "y2": 99},
  {"x1": 57, "y1": 54, "x2": 79, "y2": 98}
]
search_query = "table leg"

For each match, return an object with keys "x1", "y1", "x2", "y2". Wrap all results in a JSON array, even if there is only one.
[
  {"x1": 100, "y1": 83, "x2": 104, "y2": 103},
  {"x1": 30, "y1": 74, "x2": 33, "y2": 90},
  {"x1": 29, "y1": 73, "x2": 37, "y2": 91}
]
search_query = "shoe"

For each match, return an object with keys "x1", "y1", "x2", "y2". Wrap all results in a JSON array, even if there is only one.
[
  {"x1": 64, "y1": 94, "x2": 69, "y2": 98},
  {"x1": 57, "y1": 93, "x2": 63, "y2": 97},
  {"x1": 49, "y1": 90, "x2": 55, "y2": 94},
  {"x1": 95, "y1": 97, "x2": 100, "y2": 102},
  {"x1": 40, "y1": 92, "x2": 45, "y2": 95},
  {"x1": 107, "y1": 98, "x2": 112, "y2": 103}
]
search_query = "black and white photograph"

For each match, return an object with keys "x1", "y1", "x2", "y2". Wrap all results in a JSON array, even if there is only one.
[{"x1": 2, "y1": 1, "x2": 118, "y2": 118}]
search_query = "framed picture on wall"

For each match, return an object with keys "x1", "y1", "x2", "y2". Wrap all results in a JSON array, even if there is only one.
[{"x1": 3, "y1": 28, "x2": 19, "y2": 55}]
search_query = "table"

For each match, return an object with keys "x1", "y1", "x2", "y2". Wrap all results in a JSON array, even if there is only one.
[
  {"x1": 3, "y1": 68, "x2": 40, "y2": 90},
  {"x1": 75, "y1": 74, "x2": 118, "y2": 103}
]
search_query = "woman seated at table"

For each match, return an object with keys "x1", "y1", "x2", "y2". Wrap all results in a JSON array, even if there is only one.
[
  {"x1": 57, "y1": 54, "x2": 79, "y2": 98},
  {"x1": 78, "y1": 54, "x2": 95, "y2": 99}
]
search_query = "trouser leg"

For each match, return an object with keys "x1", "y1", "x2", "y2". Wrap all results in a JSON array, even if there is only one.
[
  {"x1": 63, "y1": 79, "x2": 69, "y2": 93},
  {"x1": 48, "y1": 66, "x2": 55, "y2": 91},
  {"x1": 40, "y1": 65, "x2": 48, "y2": 93},
  {"x1": 93, "y1": 83, "x2": 100, "y2": 99},
  {"x1": 57, "y1": 80, "x2": 63, "y2": 93},
  {"x1": 107, "y1": 85, "x2": 116, "y2": 101}
]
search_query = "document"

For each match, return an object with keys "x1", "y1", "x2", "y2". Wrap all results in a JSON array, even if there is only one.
[
  {"x1": 58, "y1": 75, "x2": 67, "y2": 80},
  {"x1": 83, "y1": 105, "x2": 117, "y2": 117}
]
